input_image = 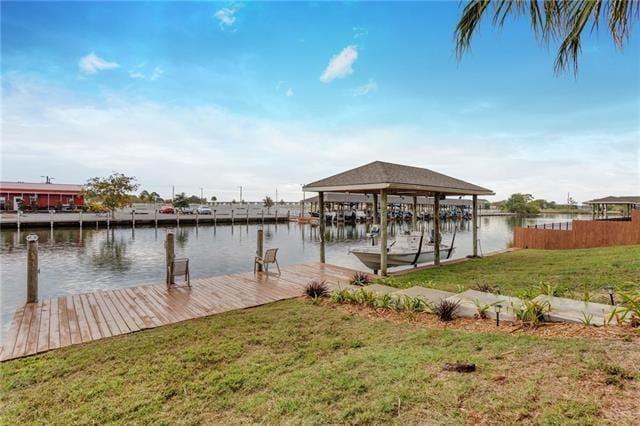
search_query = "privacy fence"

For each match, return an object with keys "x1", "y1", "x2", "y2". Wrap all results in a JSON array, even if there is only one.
[{"x1": 513, "y1": 211, "x2": 640, "y2": 249}]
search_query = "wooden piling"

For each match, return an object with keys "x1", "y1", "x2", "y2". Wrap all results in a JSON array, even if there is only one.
[
  {"x1": 319, "y1": 192, "x2": 325, "y2": 263},
  {"x1": 165, "y1": 230, "x2": 175, "y2": 288},
  {"x1": 472, "y1": 194, "x2": 478, "y2": 257},
  {"x1": 26, "y1": 234, "x2": 38, "y2": 303},
  {"x1": 256, "y1": 229, "x2": 264, "y2": 272},
  {"x1": 434, "y1": 193, "x2": 440, "y2": 266},
  {"x1": 380, "y1": 190, "x2": 388, "y2": 276}
]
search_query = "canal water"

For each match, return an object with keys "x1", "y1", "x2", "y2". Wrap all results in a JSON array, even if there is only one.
[{"x1": 0, "y1": 214, "x2": 585, "y2": 339}]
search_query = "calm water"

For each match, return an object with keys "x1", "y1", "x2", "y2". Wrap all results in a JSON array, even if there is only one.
[{"x1": 0, "y1": 214, "x2": 585, "y2": 338}]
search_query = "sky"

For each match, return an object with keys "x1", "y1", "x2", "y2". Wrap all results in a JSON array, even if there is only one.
[{"x1": 1, "y1": 1, "x2": 638, "y2": 203}]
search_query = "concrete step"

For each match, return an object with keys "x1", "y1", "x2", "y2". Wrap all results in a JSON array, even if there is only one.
[
  {"x1": 392, "y1": 287, "x2": 456, "y2": 304},
  {"x1": 362, "y1": 284, "x2": 399, "y2": 295},
  {"x1": 446, "y1": 290, "x2": 522, "y2": 321},
  {"x1": 533, "y1": 295, "x2": 617, "y2": 326}
]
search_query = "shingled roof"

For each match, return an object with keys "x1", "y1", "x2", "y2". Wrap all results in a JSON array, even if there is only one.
[
  {"x1": 303, "y1": 161, "x2": 493, "y2": 196},
  {"x1": 584, "y1": 196, "x2": 640, "y2": 204}
]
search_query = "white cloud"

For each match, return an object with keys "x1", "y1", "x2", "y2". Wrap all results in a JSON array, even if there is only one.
[
  {"x1": 129, "y1": 70, "x2": 145, "y2": 79},
  {"x1": 215, "y1": 7, "x2": 237, "y2": 29},
  {"x1": 3, "y1": 76, "x2": 637, "y2": 203},
  {"x1": 352, "y1": 27, "x2": 368, "y2": 39},
  {"x1": 352, "y1": 79, "x2": 378, "y2": 96},
  {"x1": 128, "y1": 65, "x2": 163, "y2": 81},
  {"x1": 78, "y1": 53, "x2": 119, "y2": 75},
  {"x1": 150, "y1": 66, "x2": 164, "y2": 81},
  {"x1": 286, "y1": 88, "x2": 294, "y2": 97},
  {"x1": 320, "y1": 45, "x2": 358, "y2": 83}
]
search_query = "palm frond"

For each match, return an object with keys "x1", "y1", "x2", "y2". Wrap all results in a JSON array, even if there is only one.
[{"x1": 454, "y1": 0, "x2": 639, "y2": 74}]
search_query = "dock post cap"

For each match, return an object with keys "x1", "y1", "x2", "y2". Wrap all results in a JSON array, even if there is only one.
[{"x1": 26, "y1": 234, "x2": 39, "y2": 242}]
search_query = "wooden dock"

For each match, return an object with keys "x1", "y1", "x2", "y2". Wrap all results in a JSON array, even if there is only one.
[{"x1": 0, "y1": 263, "x2": 362, "y2": 362}]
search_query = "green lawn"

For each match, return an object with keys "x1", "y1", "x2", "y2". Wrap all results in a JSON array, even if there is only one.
[
  {"x1": 1, "y1": 299, "x2": 639, "y2": 424},
  {"x1": 385, "y1": 245, "x2": 640, "y2": 302}
]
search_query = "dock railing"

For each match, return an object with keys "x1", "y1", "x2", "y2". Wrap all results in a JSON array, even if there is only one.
[{"x1": 526, "y1": 221, "x2": 572, "y2": 231}]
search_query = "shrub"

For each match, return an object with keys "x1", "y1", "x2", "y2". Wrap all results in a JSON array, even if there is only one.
[
  {"x1": 474, "y1": 283, "x2": 498, "y2": 294},
  {"x1": 305, "y1": 280, "x2": 329, "y2": 299},
  {"x1": 607, "y1": 290, "x2": 640, "y2": 327},
  {"x1": 350, "y1": 272, "x2": 371, "y2": 287},
  {"x1": 403, "y1": 295, "x2": 428, "y2": 313},
  {"x1": 473, "y1": 299, "x2": 492, "y2": 319},
  {"x1": 514, "y1": 299, "x2": 550, "y2": 325},
  {"x1": 430, "y1": 299, "x2": 460, "y2": 322}
]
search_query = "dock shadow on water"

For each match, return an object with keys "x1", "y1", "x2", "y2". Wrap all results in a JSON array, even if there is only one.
[{"x1": 0, "y1": 214, "x2": 582, "y2": 339}]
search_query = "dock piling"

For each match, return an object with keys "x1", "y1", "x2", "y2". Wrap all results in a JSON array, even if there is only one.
[
  {"x1": 165, "y1": 230, "x2": 175, "y2": 288},
  {"x1": 256, "y1": 229, "x2": 264, "y2": 272},
  {"x1": 26, "y1": 234, "x2": 39, "y2": 303}
]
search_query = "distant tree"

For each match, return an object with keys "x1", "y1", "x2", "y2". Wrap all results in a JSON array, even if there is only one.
[
  {"x1": 502, "y1": 193, "x2": 540, "y2": 215},
  {"x1": 279, "y1": 199, "x2": 285, "y2": 205},
  {"x1": 186, "y1": 194, "x2": 202, "y2": 204},
  {"x1": 84, "y1": 173, "x2": 138, "y2": 217},
  {"x1": 139, "y1": 190, "x2": 151, "y2": 202},
  {"x1": 263, "y1": 196, "x2": 274, "y2": 213},
  {"x1": 149, "y1": 192, "x2": 162, "y2": 202},
  {"x1": 210, "y1": 196, "x2": 217, "y2": 204},
  {"x1": 173, "y1": 193, "x2": 190, "y2": 208}
]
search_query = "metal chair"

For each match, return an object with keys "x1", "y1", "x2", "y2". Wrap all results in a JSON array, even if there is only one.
[
  {"x1": 254, "y1": 248, "x2": 281, "y2": 276},
  {"x1": 169, "y1": 258, "x2": 191, "y2": 287}
]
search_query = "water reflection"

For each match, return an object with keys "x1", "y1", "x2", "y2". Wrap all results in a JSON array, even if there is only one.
[{"x1": 91, "y1": 230, "x2": 132, "y2": 273}]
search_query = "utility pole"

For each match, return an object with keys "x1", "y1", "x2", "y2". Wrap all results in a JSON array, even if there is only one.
[
  {"x1": 200, "y1": 187, "x2": 204, "y2": 204},
  {"x1": 41, "y1": 175, "x2": 54, "y2": 184},
  {"x1": 172, "y1": 185, "x2": 175, "y2": 202},
  {"x1": 239, "y1": 186, "x2": 243, "y2": 203},
  {"x1": 276, "y1": 188, "x2": 278, "y2": 204}
]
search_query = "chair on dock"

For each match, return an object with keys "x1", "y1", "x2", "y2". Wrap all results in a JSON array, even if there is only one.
[
  {"x1": 169, "y1": 258, "x2": 191, "y2": 287},
  {"x1": 254, "y1": 248, "x2": 281, "y2": 276}
]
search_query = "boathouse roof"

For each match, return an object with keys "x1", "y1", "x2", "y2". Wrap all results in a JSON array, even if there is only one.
[
  {"x1": 303, "y1": 161, "x2": 493, "y2": 196},
  {"x1": 584, "y1": 196, "x2": 640, "y2": 205},
  {"x1": 301, "y1": 193, "x2": 489, "y2": 206}
]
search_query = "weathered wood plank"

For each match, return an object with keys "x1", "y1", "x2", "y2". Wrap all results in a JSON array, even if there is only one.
[
  {"x1": 36, "y1": 299, "x2": 51, "y2": 353},
  {"x1": 72, "y1": 295, "x2": 94, "y2": 342},
  {"x1": 25, "y1": 301, "x2": 44, "y2": 355},
  {"x1": 49, "y1": 298, "x2": 61, "y2": 350},
  {"x1": 87, "y1": 293, "x2": 112, "y2": 339},
  {"x1": 58, "y1": 297, "x2": 72, "y2": 347}
]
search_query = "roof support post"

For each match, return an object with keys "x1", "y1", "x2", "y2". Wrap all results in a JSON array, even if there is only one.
[
  {"x1": 372, "y1": 193, "x2": 379, "y2": 225},
  {"x1": 434, "y1": 192, "x2": 440, "y2": 266},
  {"x1": 412, "y1": 195, "x2": 417, "y2": 231},
  {"x1": 472, "y1": 194, "x2": 478, "y2": 257},
  {"x1": 319, "y1": 191, "x2": 325, "y2": 263},
  {"x1": 380, "y1": 189, "x2": 388, "y2": 276}
]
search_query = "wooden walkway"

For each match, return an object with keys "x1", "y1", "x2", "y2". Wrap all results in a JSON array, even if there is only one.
[{"x1": 0, "y1": 263, "x2": 362, "y2": 362}]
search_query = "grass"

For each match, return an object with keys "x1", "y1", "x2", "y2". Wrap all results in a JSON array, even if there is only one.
[
  {"x1": 386, "y1": 245, "x2": 640, "y2": 302},
  {"x1": 1, "y1": 299, "x2": 639, "y2": 424}
]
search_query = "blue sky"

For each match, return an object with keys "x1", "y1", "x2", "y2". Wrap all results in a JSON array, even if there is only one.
[{"x1": 2, "y1": 1, "x2": 638, "y2": 202}]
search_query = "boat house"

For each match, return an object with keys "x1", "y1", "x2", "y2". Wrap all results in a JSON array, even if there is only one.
[{"x1": 302, "y1": 161, "x2": 494, "y2": 275}]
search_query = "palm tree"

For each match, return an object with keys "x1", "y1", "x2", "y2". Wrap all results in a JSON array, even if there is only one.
[
  {"x1": 455, "y1": 1, "x2": 638, "y2": 74},
  {"x1": 263, "y1": 196, "x2": 274, "y2": 213}
]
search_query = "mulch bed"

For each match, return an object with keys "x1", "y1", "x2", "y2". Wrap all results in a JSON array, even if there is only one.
[{"x1": 319, "y1": 299, "x2": 640, "y2": 340}]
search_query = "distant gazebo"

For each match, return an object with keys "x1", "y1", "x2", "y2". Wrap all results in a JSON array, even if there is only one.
[
  {"x1": 584, "y1": 196, "x2": 640, "y2": 219},
  {"x1": 302, "y1": 161, "x2": 494, "y2": 275}
]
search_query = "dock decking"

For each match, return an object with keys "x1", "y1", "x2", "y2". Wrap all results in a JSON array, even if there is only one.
[{"x1": 0, "y1": 262, "x2": 362, "y2": 362}]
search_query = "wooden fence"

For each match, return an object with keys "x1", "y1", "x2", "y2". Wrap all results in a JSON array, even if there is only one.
[{"x1": 513, "y1": 210, "x2": 640, "y2": 249}]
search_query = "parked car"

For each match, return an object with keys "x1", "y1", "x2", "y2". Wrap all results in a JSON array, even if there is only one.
[
  {"x1": 178, "y1": 207, "x2": 195, "y2": 215},
  {"x1": 196, "y1": 206, "x2": 213, "y2": 215},
  {"x1": 159, "y1": 206, "x2": 175, "y2": 214}
]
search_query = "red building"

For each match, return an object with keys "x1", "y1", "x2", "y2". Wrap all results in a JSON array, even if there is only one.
[{"x1": 0, "y1": 182, "x2": 84, "y2": 211}]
